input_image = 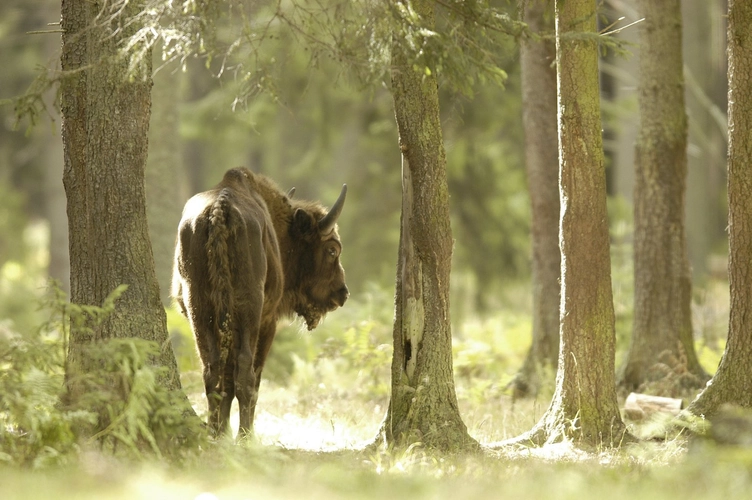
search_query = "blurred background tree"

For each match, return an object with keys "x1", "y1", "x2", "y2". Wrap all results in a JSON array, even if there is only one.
[{"x1": 0, "y1": 0, "x2": 731, "y2": 397}]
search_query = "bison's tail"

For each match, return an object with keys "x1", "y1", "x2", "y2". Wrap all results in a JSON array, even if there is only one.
[{"x1": 206, "y1": 188, "x2": 235, "y2": 378}]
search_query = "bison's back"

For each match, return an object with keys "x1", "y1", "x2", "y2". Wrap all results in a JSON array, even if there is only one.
[{"x1": 172, "y1": 186, "x2": 284, "y2": 332}]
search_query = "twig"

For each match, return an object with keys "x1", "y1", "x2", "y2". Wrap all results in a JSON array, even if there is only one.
[
  {"x1": 27, "y1": 30, "x2": 65, "y2": 35},
  {"x1": 600, "y1": 17, "x2": 644, "y2": 37}
]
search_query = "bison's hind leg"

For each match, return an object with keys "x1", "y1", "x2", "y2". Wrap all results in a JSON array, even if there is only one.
[
  {"x1": 185, "y1": 286, "x2": 227, "y2": 437},
  {"x1": 184, "y1": 313, "x2": 221, "y2": 437},
  {"x1": 217, "y1": 339, "x2": 236, "y2": 436},
  {"x1": 233, "y1": 221, "x2": 267, "y2": 439},
  {"x1": 200, "y1": 347, "x2": 223, "y2": 437},
  {"x1": 234, "y1": 337, "x2": 257, "y2": 439},
  {"x1": 233, "y1": 300, "x2": 262, "y2": 439}
]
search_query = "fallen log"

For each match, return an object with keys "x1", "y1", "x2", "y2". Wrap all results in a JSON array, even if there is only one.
[{"x1": 623, "y1": 392, "x2": 683, "y2": 420}]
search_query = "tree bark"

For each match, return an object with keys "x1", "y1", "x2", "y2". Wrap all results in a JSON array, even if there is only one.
[
  {"x1": 685, "y1": 0, "x2": 752, "y2": 418},
  {"x1": 619, "y1": 0, "x2": 708, "y2": 394},
  {"x1": 380, "y1": 0, "x2": 477, "y2": 452},
  {"x1": 60, "y1": 0, "x2": 182, "y2": 395},
  {"x1": 510, "y1": 0, "x2": 560, "y2": 399},
  {"x1": 510, "y1": 0, "x2": 628, "y2": 447}
]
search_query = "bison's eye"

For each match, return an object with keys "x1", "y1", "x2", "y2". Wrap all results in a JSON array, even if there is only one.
[{"x1": 327, "y1": 246, "x2": 339, "y2": 261}]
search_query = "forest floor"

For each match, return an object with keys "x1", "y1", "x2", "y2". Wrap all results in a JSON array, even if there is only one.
[
  {"x1": 1, "y1": 278, "x2": 745, "y2": 500},
  {"x1": 3, "y1": 379, "x2": 750, "y2": 500}
]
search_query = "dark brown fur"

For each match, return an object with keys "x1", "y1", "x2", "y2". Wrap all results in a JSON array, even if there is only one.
[{"x1": 172, "y1": 167, "x2": 348, "y2": 437}]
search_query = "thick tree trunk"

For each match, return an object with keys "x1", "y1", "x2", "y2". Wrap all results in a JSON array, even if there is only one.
[
  {"x1": 60, "y1": 0, "x2": 182, "y2": 394},
  {"x1": 511, "y1": 0, "x2": 628, "y2": 447},
  {"x1": 619, "y1": 0, "x2": 708, "y2": 393},
  {"x1": 380, "y1": 0, "x2": 477, "y2": 452},
  {"x1": 510, "y1": 0, "x2": 560, "y2": 399},
  {"x1": 685, "y1": 0, "x2": 752, "y2": 418}
]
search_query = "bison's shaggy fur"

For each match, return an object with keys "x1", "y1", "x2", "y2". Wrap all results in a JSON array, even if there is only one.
[{"x1": 172, "y1": 167, "x2": 348, "y2": 437}]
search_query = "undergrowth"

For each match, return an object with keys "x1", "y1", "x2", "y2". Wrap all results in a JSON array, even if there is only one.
[
  {"x1": 0, "y1": 282, "x2": 205, "y2": 468},
  {"x1": 0, "y1": 265, "x2": 738, "y2": 500}
]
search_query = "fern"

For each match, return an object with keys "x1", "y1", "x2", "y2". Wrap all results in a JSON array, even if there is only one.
[{"x1": 0, "y1": 281, "x2": 205, "y2": 467}]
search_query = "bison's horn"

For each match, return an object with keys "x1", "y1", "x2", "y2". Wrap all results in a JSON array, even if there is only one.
[
  {"x1": 318, "y1": 184, "x2": 347, "y2": 234},
  {"x1": 287, "y1": 187, "x2": 296, "y2": 199}
]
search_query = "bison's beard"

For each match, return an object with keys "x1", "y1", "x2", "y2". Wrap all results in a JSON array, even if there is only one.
[{"x1": 295, "y1": 303, "x2": 326, "y2": 331}]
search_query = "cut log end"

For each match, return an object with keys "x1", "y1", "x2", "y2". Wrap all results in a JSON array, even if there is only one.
[{"x1": 623, "y1": 392, "x2": 683, "y2": 421}]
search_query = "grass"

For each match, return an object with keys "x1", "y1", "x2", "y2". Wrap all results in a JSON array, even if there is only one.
[
  {"x1": 3, "y1": 420, "x2": 752, "y2": 500},
  {"x1": 1, "y1": 272, "x2": 744, "y2": 500}
]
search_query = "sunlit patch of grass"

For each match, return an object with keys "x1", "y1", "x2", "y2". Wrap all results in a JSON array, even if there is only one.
[
  {"x1": 693, "y1": 279, "x2": 730, "y2": 374},
  {"x1": 461, "y1": 395, "x2": 549, "y2": 443},
  {"x1": 252, "y1": 381, "x2": 384, "y2": 450}
]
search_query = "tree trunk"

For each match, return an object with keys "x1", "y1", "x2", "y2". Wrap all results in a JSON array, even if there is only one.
[
  {"x1": 685, "y1": 0, "x2": 752, "y2": 418},
  {"x1": 510, "y1": 0, "x2": 560, "y2": 399},
  {"x1": 60, "y1": 0, "x2": 182, "y2": 395},
  {"x1": 146, "y1": 52, "x2": 186, "y2": 306},
  {"x1": 512, "y1": 0, "x2": 628, "y2": 447},
  {"x1": 619, "y1": 0, "x2": 708, "y2": 394},
  {"x1": 380, "y1": 0, "x2": 477, "y2": 452}
]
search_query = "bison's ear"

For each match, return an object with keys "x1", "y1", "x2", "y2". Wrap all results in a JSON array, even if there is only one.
[{"x1": 291, "y1": 208, "x2": 317, "y2": 240}]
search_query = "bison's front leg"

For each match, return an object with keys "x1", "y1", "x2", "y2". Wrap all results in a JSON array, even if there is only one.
[{"x1": 247, "y1": 321, "x2": 277, "y2": 426}]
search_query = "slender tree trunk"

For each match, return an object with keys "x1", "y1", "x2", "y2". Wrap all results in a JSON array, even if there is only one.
[
  {"x1": 146, "y1": 52, "x2": 186, "y2": 306},
  {"x1": 509, "y1": 0, "x2": 628, "y2": 447},
  {"x1": 380, "y1": 0, "x2": 477, "y2": 451},
  {"x1": 685, "y1": 0, "x2": 752, "y2": 418},
  {"x1": 60, "y1": 0, "x2": 182, "y2": 395},
  {"x1": 619, "y1": 0, "x2": 708, "y2": 393},
  {"x1": 510, "y1": 0, "x2": 560, "y2": 399}
]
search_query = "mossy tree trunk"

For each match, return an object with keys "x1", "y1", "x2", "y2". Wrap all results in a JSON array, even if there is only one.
[
  {"x1": 60, "y1": 0, "x2": 183, "y2": 395},
  {"x1": 685, "y1": 0, "x2": 752, "y2": 418},
  {"x1": 619, "y1": 0, "x2": 708, "y2": 394},
  {"x1": 510, "y1": 0, "x2": 560, "y2": 399},
  {"x1": 380, "y1": 0, "x2": 477, "y2": 452},
  {"x1": 514, "y1": 0, "x2": 628, "y2": 446}
]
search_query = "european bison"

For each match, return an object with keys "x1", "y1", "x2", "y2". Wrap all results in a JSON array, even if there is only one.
[{"x1": 172, "y1": 167, "x2": 348, "y2": 437}]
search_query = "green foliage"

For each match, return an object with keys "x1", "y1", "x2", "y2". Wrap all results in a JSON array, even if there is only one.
[
  {"x1": 388, "y1": 0, "x2": 522, "y2": 96},
  {"x1": 0, "y1": 288, "x2": 95, "y2": 467},
  {"x1": 453, "y1": 311, "x2": 533, "y2": 406},
  {"x1": 0, "y1": 222, "x2": 50, "y2": 344},
  {"x1": 0, "y1": 179, "x2": 27, "y2": 266},
  {"x1": 443, "y1": 59, "x2": 531, "y2": 302},
  {"x1": 272, "y1": 283, "x2": 394, "y2": 402},
  {"x1": 73, "y1": 337, "x2": 206, "y2": 460},
  {"x1": 0, "y1": 282, "x2": 206, "y2": 468},
  {"x1": 164, "y1": 305, "x2": 200, "y2": 374}
]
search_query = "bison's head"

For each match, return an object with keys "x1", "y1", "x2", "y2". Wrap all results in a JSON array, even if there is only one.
[{"x1": 288, "y1": 185, "x2": 349, "y2": 330}]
